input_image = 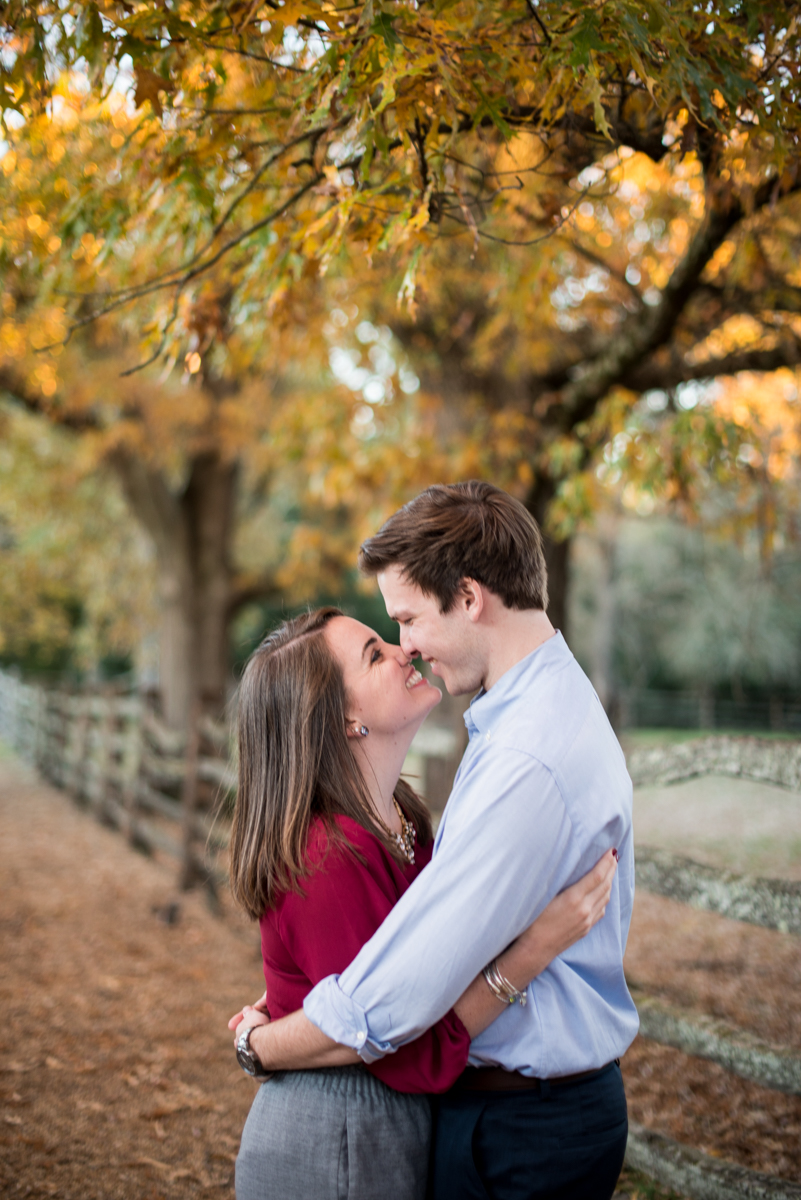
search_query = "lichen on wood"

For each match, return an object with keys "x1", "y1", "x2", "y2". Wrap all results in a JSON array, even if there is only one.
[
  {"x1": 630, "y1": 986, "x2": 801, "y2": 1095},
  {"x1": 626, "y1": 1122, "x2": 801, "y2": 1200},
  {"x1": 636, "y1": 846, "x2": 801, "y2": 935},
  {"x1": 628, "y1": 736, "x2": 801, "y2": 792}
]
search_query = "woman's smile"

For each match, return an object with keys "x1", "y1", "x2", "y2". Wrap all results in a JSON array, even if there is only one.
[{"x1": 405, "y1": 667, "x2": 428, "y2": 689}]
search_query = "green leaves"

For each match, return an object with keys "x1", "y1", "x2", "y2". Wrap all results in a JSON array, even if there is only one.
[
  {"x1": 567, "y1": 13, "x2": 614, "y2": 69},
  {"x1": 370, "y1": 12, "x2": 401, "y2": 56}
]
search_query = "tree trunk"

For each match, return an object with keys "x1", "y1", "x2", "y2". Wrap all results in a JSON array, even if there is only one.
[
  {"x1": 108, "y1": 447, "x2": 238, "y2": 728},
  {"x1": 182, "y1": 452, "x2": 238, "y2": 722},
  {"x1": 525, "y1": 477, "x2": 570, "y2": 640},
  {"x1": 158, "y1": 557, "x2": 195, "y2": 728},
  {"x1": 588, "y1": 514, "x2": 622, "y2": 728}
]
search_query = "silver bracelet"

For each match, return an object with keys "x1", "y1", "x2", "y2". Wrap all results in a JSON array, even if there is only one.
[{"x1": 482, "y1": 958, "x2": 528, "y2": 1007}]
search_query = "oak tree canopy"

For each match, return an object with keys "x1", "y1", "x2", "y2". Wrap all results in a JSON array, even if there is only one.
[{"x1": 1, "y1": 1, "x2": 800, "y2": 720}]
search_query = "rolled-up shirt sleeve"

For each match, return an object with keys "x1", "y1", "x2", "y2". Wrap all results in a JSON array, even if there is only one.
[{"x1": 304, "y1": 747, "x2": 578, "y2": 1061}]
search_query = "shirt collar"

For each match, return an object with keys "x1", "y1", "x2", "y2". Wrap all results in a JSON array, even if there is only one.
[{"x1": 463, "y1": 631, "x2": 572, "y2": 737}]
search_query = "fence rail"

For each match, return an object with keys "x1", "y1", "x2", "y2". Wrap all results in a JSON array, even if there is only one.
[
  {"x1": 634, "y1": 846, "x2": 801, "y2": 936},
  {"x1": 1, "y1": 670, "x2": 799, "y2": 1199},
  {"x1": 626, "y1": 1123, "x2": 801, "y2": 1200},
  {"x1": 630, "y1": 986, "x2": 801, "y2": 1096},
  {"x1": 623, "y1": 689, "x2": 801, "y2": 735},
  {"x1": 628, "y1": 735, "x2": 801, "y2": 792}
]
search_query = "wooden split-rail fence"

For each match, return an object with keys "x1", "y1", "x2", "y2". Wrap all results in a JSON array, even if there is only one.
[
  {"x1": 0, "y1": 670, "x2": 236, "y2": 898},
  {"x1": 1, "y1": 669, "x2": 799, "y2": 1199},
  {"x1": 623, "y1": 737, "x2": 801, "y2": 1200}
]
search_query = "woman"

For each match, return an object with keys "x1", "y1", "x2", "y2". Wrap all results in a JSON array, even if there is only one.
[{"x1": 228, "y1": 607, "x2": 617, "y2": 1200}]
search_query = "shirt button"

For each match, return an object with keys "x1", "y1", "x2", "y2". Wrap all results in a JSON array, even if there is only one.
[
  {"x1": 356, "y1": 1031, "x2": 366, "y2": 1045},
  {"x1": 486, "y1": 731, "x2": 491, "y2": 741}
]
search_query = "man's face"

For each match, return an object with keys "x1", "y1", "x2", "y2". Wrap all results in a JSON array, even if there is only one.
[{"x1": 377, "y1": 565, "x2": 484, "y2": 697}]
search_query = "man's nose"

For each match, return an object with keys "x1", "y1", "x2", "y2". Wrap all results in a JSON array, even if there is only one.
[{"x1": 399, "y1": 628, "x2": 418, "y2": 661}]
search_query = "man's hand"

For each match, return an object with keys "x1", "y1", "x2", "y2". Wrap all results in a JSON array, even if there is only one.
[{"x1": 229, "y1": 991, "x2": 271, "y2": 1046}]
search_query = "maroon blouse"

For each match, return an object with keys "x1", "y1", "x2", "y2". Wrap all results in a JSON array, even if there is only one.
[{"x1": 259, "y1": 813, "x2": 471, "y2": 1094}]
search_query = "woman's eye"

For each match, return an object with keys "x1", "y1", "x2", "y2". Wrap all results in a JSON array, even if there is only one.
[{"x1": 371, "y1": 648, "x2": 382, "y2": 664}]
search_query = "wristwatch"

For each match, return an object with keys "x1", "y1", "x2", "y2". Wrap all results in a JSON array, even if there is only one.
[{"x1": 236, "y1": 1026, "x2": 272, "y2": 1080}]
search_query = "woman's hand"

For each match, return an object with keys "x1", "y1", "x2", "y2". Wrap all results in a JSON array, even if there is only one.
[
  {"x1": 233, "y1": 1005, "x2": 272, "y2": 1047},
  {"x1": 517, "y1": 848, "x2": 618, "y2": 961},
  {"x1": 228, "y1": 991, "x2": 271, "y2": 1045}
]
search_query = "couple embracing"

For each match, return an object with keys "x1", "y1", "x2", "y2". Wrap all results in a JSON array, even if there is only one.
[{"x1": 228, "y1": 481, "x2": 638, "y2": 1200}]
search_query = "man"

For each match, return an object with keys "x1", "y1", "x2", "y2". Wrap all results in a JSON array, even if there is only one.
[{"x1": 236, "y1": 481, "x2": 638, "y2": 1198}]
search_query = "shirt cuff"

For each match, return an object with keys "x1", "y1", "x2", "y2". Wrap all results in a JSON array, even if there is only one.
[{"x1": 303, "y1": 975, "x2": 396, "y2": 1064}]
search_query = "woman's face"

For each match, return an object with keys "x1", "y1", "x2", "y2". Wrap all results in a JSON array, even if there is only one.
[{"x1": 325, "y1": 615, "x2": 442, "y2": 739}]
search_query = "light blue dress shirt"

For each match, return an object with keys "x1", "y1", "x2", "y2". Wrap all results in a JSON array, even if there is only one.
[{"x1": 304, "y1": 632, "x2": 639, "y2": 1077}]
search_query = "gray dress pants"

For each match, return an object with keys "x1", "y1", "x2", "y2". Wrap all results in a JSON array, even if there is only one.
[{"x1": 236, "y1": 1067, "x2": 431, "y2": 1200}]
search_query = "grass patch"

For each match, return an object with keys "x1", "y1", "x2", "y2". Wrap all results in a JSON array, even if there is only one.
[
  {"x1": 622, "y1": 727, "x2": 798, "y2": 747},
  {"x1": 615, "y1": 1165, "x2": 686, "y2": 1200}
]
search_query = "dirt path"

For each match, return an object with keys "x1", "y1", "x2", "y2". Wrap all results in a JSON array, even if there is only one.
[
  {"x1": 2, "y1": 753, "x2": 799, "y2": 1198},
  {"x1": 1, "y1": 755, "x2": 261, "y2": 1200}
]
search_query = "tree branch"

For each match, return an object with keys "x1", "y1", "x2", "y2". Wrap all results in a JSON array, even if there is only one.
[
  {"x1": 226, "y1": 575, "x2": 281, "y2": 619},
  {"x1": 0, "y1": 368, "x2": 103, "y2": 431},
  {"x1": 563, "y1": 236, "x2": 643, "y2": 306},
  {"x1": 694, "y1": 281, "x2": 801, "y2": 318},
  {"x1": 622, "y1": 339, "x2": 801, "y2": 393},
  {"x1": 62, "y1": 173, "x2": 325, "y2": 372},
  {"x1": 539, "y1": 169, "x2": 801, "y2": 430},
  {"x1": 525, "y1": 0, "x2": 552, "y2": 46}
]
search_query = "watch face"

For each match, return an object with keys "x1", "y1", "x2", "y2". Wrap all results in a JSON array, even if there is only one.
[
  {"x1": 236, "y1": 1045, "x2": 258, "y2": 1075},
  {"x1": 236, "y1": 1029, "x2": 256, "y2": 1075}
]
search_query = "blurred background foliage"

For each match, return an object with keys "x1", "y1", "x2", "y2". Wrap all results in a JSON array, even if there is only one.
[
  {"x1": 0, "y1": 405, "x2": 156, "y2": 676},
  {"x1": 0, "y1": 1, "x2": 800, "y2": 728}
]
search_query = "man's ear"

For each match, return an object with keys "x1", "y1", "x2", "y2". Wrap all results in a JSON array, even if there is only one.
[{"x1": 458, "y1": 578, "x2": 484, "y2": 623}]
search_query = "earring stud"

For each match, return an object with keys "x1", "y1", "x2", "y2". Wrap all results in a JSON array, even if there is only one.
[{"x1": 359, "y1": 725, "x2": 369, "y2": 737}]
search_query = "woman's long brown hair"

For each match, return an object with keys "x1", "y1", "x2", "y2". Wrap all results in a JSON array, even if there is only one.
[{"x1": 229, "y1": 607, "x2": 433, "y2": 920}]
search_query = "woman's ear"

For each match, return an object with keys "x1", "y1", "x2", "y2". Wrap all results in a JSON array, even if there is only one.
[{"x1": 346, "y1": 720, "x2": 369, "y2": 739}]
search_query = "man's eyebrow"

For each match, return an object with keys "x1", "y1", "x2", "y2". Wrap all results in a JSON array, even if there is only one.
[{"x1": 362, "y1": 636, "x2": 378, "y2": 660}]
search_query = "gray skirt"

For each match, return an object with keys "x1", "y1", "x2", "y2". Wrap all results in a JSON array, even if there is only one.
[{"x1": 235, "y1": 1066, "x2": 431, "y2": 1200}]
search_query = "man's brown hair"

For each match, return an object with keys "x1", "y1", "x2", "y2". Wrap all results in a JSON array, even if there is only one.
[{"x1": 359, "y1": 481, "x2": 548, "y2": 613}]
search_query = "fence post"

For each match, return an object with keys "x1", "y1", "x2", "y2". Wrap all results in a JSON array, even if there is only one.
[
  {"x1": 120, "y1": 696, "x2": 145, "y2": 851},
  {"x1": 64, "y1": 694, "x2": 89, "y2": 800},
  {"x1": 84, "y1": 695, "x2": 110, "y2": 816},
  {"x1": 40, "y1": 689, "x2": 61, "y2": 785},
  {"x1": 178, "y1": 698, "x2": 219, "y2": 905},
  {"x1": 179, "y1": 697, "x2": 200, "y2": 892}
]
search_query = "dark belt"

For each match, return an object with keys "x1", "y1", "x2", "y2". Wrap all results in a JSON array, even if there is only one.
[{"x1": 455, "y1": 1060, "x2": 617, "y2": 1093}]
